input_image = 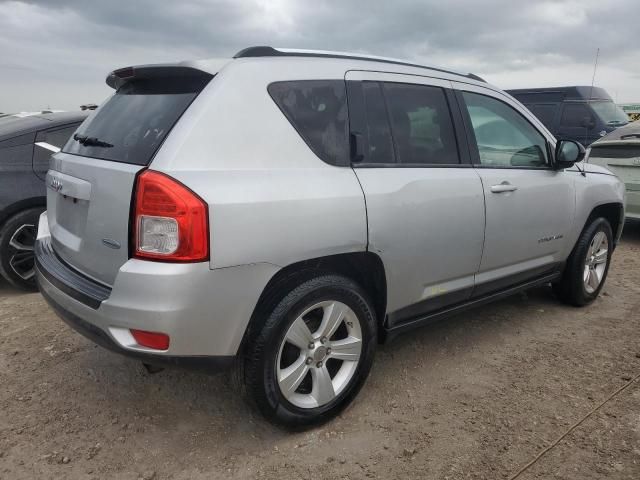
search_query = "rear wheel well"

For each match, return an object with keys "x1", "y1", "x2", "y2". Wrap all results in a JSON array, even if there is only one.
[
  {"x1": 241, "y1": 252, "x2": 387, "y2": 352},
  {"x1": 588, "y1": 203, "x2": 623, "y2": 244},
  {"x1": 0, "y1": 197, "x2": 46, "y2": 228}
]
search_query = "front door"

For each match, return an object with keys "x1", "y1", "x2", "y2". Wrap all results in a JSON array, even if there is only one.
[{"x1": 455, "y1": 86, "x2": 575, "y2": 296}]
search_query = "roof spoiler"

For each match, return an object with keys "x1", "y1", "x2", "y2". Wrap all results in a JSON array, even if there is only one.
[{"x1": 106, "y1": 64, "x2": 213, "y2": 90}]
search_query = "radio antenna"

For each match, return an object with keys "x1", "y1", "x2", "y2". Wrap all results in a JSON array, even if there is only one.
[{"x1": 585, "y1": 48, "x2": 600, "y2": 147}]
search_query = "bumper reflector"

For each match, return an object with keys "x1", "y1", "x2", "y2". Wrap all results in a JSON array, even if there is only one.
[{"x1": 130, "y1": 329, "x2": 170, "y2": 350}]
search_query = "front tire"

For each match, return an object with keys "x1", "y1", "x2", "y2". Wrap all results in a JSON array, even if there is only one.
[
  {"x1": 554, "y1": 217, "x2": 613, "y2": 306},
  {"x1": 0, "y1": 208, "x2": 44, "y2": 291},
  {"x1": 243, "y1": 274, "x2": 377, "y2": 428}
]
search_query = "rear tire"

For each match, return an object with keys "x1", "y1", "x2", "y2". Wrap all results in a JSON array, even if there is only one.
[
  {"x1": 0, "y1": 208, "x2": 44, "y2": 291},
  {"x1": 553, "y1": 217, "x2": 613, "y2": 306},
  {"x1": 242, "y1": 274, "x2": 377, "y2": 428}
]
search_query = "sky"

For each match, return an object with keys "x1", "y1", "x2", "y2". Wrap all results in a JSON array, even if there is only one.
[{"x1": 1, "y1": 0, "x2": 639, "y2": 112}]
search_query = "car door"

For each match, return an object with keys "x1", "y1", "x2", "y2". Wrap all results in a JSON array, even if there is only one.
[
  {"x1": 453, "y1": 84, "x2": 575, "y2": 296},
  {"x1": 346, "y1": 71, "x2": 485, "y2": 326},
  {"x1": 33, "y1": 123, "x2": 81, "y2": 180}
]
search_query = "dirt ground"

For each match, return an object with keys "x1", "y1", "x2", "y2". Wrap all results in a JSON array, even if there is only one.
[{"x1": 1, "y1": 222, "x2": 639, "y2": 480}]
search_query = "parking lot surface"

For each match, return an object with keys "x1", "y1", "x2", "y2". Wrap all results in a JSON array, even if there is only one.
[{"x1": 1, "y1": 222, "x2": 639, "y2": 480}]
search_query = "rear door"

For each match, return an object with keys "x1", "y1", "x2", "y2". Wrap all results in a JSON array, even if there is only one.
[
  {"x1": 454, "y1": 84, "x2": 574, "y2": 295},
  {"x1": 346, "y1": 71, "x2": 485, "y2": 325},
  {"x1": 47, "y1": 70, "x2": 212, "y2": 285}
]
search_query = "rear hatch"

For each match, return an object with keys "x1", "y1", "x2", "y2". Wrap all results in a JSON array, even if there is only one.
[
  {"x1": 47, "y1": 66, "x2": 212, "y2": 285},
  {"x1": 588, "y1": 142, "x2": 640, "y2": 214}
]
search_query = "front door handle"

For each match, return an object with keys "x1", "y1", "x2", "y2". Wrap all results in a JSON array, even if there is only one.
[{"x1": 490, "y1": 181, "x2": 518, "y2": 193}]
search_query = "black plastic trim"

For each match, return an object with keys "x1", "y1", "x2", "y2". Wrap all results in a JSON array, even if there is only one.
[
  {"x1": 234, "y1": 46, "x2": 486, "y2": 83},
  {"x1": 384, "y1": 270, "x2": 562, "y2": 342},
  {"x1": 387, "y1": 286, "x2": 473, "y2": 327},
  {"x1": 471, "y1": 263, "x2": 560, "y2": 298},
  {"x1": 35, "y1": 238, "x2": 111, "y2": 309},
  {"x1": 38, "y1": 285, "x2": 235, "y2": 373}
]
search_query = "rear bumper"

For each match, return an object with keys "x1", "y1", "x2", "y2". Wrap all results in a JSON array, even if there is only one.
[
  {"x1": 38, "y1": 281, "x2": 235, "y2": 371},
  {"x1": 35, "y1": 215, "x2": 280, "y2": 365}
]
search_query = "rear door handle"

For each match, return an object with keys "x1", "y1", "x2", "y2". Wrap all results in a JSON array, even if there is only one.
[{"x1": 490, "y1": 182, "x2": 518, "y2": 193}]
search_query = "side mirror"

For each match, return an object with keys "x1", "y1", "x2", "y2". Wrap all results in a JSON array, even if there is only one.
[{"x1": 555, "y1": 139, "x2": 585, "y2": 169}]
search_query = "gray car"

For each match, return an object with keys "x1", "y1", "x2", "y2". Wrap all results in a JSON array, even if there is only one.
[
  {"x1": 35, "y1": 47, "x2": 625, "y2": 427},
  {"x1": 586, "y1": 120, "x2": 640, "y2": 219},
  {"x1": 0, "y1": 111, "x2": 87, "y2": 289}
]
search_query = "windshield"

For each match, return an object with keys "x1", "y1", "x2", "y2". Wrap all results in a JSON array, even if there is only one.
[
  {"x1": 62, "y1": 75, "x2": 210, "y2": 165},
  {"x1": 590, "y1": 101, "x2": 629, "y2": 127}
]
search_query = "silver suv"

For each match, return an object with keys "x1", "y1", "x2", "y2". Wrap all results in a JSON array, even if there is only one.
[{"x1": 35, "y1": 47, "x2": 625, "y2": 427}]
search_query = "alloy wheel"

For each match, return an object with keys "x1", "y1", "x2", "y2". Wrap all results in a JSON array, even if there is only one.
[
  {"x1": 583, "y1": 230, "x2": 608, "y2": 294},
  {"x1": 276, "y1": 300, "x2": 363, "y2": 409},
  {"x1": 8, "y1": 223, "x2": 37, "y2": 281}
]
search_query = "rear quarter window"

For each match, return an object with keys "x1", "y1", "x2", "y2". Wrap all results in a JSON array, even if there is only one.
[{"x1": 268, "y1": 80, "x2": 349, "y2": 166}]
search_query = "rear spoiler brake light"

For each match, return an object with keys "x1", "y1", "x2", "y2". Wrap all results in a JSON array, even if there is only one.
[{"x1": 106, "y1": 65, "x2": 213, "y2": 90}]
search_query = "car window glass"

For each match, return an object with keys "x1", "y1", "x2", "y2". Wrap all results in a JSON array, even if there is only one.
[
  {"x1": 37, "y1": 124, "x2": 79, "y2": 148},
  {"x1": 382, "y1": 83, "x2": 460, "y2": 165},
  {"x1": 63, "y1": 76, "x2": 210, "y2": 165},
  {"x1": 362, "y1": 82, "x2": 394, "y2": 163},
  {"x1": 463, "y1": 92, "x2": 548, "y2": 168},
  {"x1": 34, "y1": 124, "x2": 81, "y2": 167},
  {"x1": 268, "y1": 80, "x2": 348, "y2": 166},
  {"x1": 561, "y1": 104, "x2": 593, "y2": 128},
  {"x1": 526, "y1": 104, "x2": 556, "y2": 128}
]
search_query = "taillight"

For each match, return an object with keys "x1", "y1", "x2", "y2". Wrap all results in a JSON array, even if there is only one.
[{"x1": 132, "y1": 170, "x2": 209, "y2": 262}]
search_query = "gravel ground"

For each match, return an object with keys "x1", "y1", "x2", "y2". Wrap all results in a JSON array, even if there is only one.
[{"x1": 1, "y1": 221, "x2": 639, "y2": 480}]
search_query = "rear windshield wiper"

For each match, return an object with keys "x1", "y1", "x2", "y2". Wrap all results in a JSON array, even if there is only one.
[{"x1": 73, "y1": 133, "x2": 113, "y2": 148}]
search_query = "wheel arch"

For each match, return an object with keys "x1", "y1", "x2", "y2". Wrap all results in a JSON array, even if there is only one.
[
  {"x1": 0, "y1": 197, "x2": 46, "y2": 229},
  {"x1": 240, "y1": 251, "x2": 388, "y2": 353},
  {"x1": 588, "y1": 202, "x2": 624, "y2": 247}
]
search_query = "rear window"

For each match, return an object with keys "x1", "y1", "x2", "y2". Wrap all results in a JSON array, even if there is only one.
[
  {"x1": 589, "y1": 145, "x2": 640, "y2": 159},
  {"x1": 63, "y1": 76, "x2": 210, "y2": 165},
  {"x1": 268, "y1": 80, "x2": 349, "y2": 166}
]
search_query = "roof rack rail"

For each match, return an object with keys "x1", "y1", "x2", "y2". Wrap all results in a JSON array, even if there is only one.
[{"x1": 233, "y1": 46, "x2": 486, "y2": 83}]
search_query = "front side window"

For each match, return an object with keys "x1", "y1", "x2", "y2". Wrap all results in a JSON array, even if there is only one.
[
  {"x1": 382, "y1": 83, "x2": 459, "y2": 165},
  {"x1": 268, "y1": 80, "x2": 348, "y2": 166},
  {"x1": 463, "y1": 92, "x2": 549, "y2": 168}
]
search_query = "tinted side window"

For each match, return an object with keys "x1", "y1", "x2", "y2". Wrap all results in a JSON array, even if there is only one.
[
  {"x1": 462, "y1": 92, "x2": 548, "y2": 168},
  {"x1": 36, "y1": 124, "x2": 80, "y2": 148},
  {"x1": 362, "y1": 82, "x2": 394, "y2": 163},
  {"x1": 526, "y1": 104, "x2": 557, "y2": 128},
  {"x1": 561, "y1": 103, "x2": 593, "y2": 128},
  {"x1": 382, "y1": 83, "x2": 459, "y2": 165},
  {"x1": 268, "y1": 80, "x2": 348, "y2": 166},
  {"x1": 34, "y1": 124, "x2": 81, "y2": 170}
]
